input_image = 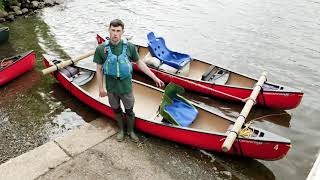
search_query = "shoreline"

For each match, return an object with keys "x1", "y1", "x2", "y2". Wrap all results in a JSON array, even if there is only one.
[{"x1": 0, "y1": 0, "x2": 63, "y2": 23}]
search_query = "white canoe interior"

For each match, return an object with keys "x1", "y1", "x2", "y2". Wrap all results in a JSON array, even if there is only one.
[
  {"x1": 138, "y1": 47, "x2": 257, "y2": 88},
  {"x1": 81, "y1": 74, "x2": 232, "y2": 133}
]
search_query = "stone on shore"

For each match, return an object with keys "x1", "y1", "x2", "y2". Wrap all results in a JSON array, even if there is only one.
[
  {"x1": 15, "y1": 10, "x2": 23, "y2": 16},
  {"x1": 38, "y1": 2, "x2": 45, "y2": 9},
  {"x1": 31, "y1": 1, "x2": 39, "y2": 9},
  {"x1": 44, "y1": 0, "x2": 54, "y2": 6},
  {"x1": 21, "y1": 8, "x2": 29, "y2": 14},
  {"x1": 0, "y1": 11, "x2": 8, "y2": 18},
  {"x1": 10, "y1": 6, "x2": 21, "y2": 12},
  {"x1": 11, "y1": 6, "x2": 22, "y2": 16},
  {"x1": 6, "y1": 14, "x2": 15, "y2": 21},
  {"x1": 54, "y1": 0, "x2": 64, "y2": 5}
]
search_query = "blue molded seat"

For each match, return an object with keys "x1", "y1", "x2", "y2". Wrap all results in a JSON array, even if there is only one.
[
  {"x1": 164, "y1": 97, "x2": 198, "y2": 127},
  {"x1": 147, "y1": 32, "x2": 191, "y2": 69},
  {"x1": 160, "y1": 83, "x2": 198, "y2": 127}
]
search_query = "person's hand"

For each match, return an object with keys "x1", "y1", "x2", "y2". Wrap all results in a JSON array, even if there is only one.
[
  {"x1": 154, "y1": 77, "x2": 165, "y2": 87},
  {"x1": 99, "y1": 89, "x2": 108, "y2": 97}
]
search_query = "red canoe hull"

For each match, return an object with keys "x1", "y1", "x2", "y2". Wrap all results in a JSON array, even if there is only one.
[
  {"x1": 134, "y1": 63, "x2": 303, "y2": 110},
  {"x1": 0, "y1": 51, "x2": 36, "y2": 86},
  {"x1": 43, "y1": 57, "x2": 290, "y2": 160},
  {"x1": 97, "y1": 35, "x2": 303, "y2": 110}
]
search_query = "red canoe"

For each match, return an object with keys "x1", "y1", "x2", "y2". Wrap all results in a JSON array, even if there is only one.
[
  {"x1": 97, "y1": 34, "x2": 303, "y2": 110},
  {"x1": 43, "y1": 54, "x2": 291, "y2": 160},
  {"x1": 0, "y1": 51, "x2": 36, "y2": 86}
]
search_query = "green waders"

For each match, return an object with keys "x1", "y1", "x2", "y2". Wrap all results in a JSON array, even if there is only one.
[
  {"x1": 113, "y1": 108, "x2": 125, "y2": 142},
  {"x1": 125, "y1": 108, "x2": 139, "y2": 142}
]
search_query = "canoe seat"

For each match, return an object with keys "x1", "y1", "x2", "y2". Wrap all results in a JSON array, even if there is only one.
[
  {"x1": 59, "y1": 65, "x2": 79, "y2": 78},
  {"x1": 73, "y1": 70, "x2": 95, "y2": 86},
  {"x1": 142, "y1": 52, "x2": 190, "y2": 76},
  {"x1": 147, "y1": 32, "x2": 192, "y2": 69},
  {"x1": 201, "y1": 66, "x2": 230, "y2": 84},
  {"x1": 160, "y1": 83, "x2": 198, "y2": 127}
]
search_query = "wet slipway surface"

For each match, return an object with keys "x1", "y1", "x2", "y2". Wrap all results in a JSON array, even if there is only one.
[{"x1": 0, "y1": 0, "x2": 320, "y2": 179}]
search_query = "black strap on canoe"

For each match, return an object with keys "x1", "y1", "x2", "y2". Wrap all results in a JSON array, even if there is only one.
[
  {"x1": 260, "y1": 86, "x2": 266, "y2": 107},
  {"x1": 238, "y1": 114, "x2": 246, "y2": 120},
  {"x1": 53, "y1": 62, "x2": 59, "y2": 71},
  {"x1": 229, "y1": 130, "x2": 239, "y2": 136},
  {"x1": 237, "y1": 138, "x2": 244, "y2": 157},
  {"x1": 52, "y1": 59, "x2": 60, "y2": 72},
  {"x1": 232, "y1": 143, "x2": 238, "y2": 154},
  {"x1": 235, "y1": 116, "x2": 244, "y2": 157},
  {"x1": 231, "y1": 137, "x2": 244, "y2": 157},
  {"x1": 70, "y1": 59, "x2": 75, "y2": 65},
  {"x1": 255, "y1": 84, "x2": 266, "y2": 107}
]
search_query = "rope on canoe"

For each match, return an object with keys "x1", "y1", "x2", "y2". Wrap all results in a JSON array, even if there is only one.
[
  {"x1": 237, "y1": 112, "x2": 290, "y2": 138},
  {"x1": 0, "y1": 58, "x2": 13, "y2": 68},
  {"x1": 250, "y1": 112, "x2": 290, "y2": 121},
  {"x1": 239, "y1": 122, "x2": 253, "y2": 137},
  {"x1": 237, "y1": 112, "x2": 289, "y2": 137}
]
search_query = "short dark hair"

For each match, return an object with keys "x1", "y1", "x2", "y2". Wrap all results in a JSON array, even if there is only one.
[{"x1": 109, "y1": 19, "x2": 124, "y2": 29}]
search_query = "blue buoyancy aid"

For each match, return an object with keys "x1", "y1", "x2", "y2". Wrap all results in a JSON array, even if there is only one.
[{"x1": 102, "y1": 39, "x2": 132, "y2": 80}]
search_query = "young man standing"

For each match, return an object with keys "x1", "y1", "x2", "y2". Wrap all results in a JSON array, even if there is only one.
[{"x1": 94, "y1": 19, "x2": 164, "y2": 142}]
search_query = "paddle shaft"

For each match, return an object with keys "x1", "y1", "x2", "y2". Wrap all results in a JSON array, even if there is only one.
[
  {"x1": 42, "y1": 50, "x2": 95, "y2": 75},
  {"x1": 221, "y1": 72, "x2": 268, "y2": 152}
]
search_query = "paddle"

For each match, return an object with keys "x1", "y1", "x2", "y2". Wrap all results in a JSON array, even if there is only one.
[
  {"x1": 221, "y1": 72, "x2": 268, "y2": 152},
  {"x1": 41, "y1": 50, "x2": 95, "y2": 75}
]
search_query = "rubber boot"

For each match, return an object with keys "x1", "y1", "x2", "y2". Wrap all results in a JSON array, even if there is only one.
[
  {"x1": 126, "y1": 108, "x2": 139, "y2": 142},
  {"x1": 113, "y1": 108, "x2": 125, "y2": 142}
]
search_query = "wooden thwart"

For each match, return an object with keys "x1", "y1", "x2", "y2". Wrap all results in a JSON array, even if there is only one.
[
  {"x1": 41, "y1": 50, "x2": 95, "y2": 75},
  {"x1": 221, "y1": 72, "x2": 268, "y2": 152}
]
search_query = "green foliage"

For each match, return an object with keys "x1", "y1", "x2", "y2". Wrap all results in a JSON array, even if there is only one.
[
  {"x1": 12, "y1": 0, "x2": 19, "y2": 5},
  {"x1": 0, "y1": 1, "x2": 4, "y2": 11},
  {"x1": 0, "y1": 0, "x2": 21, "y2": 11}
]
